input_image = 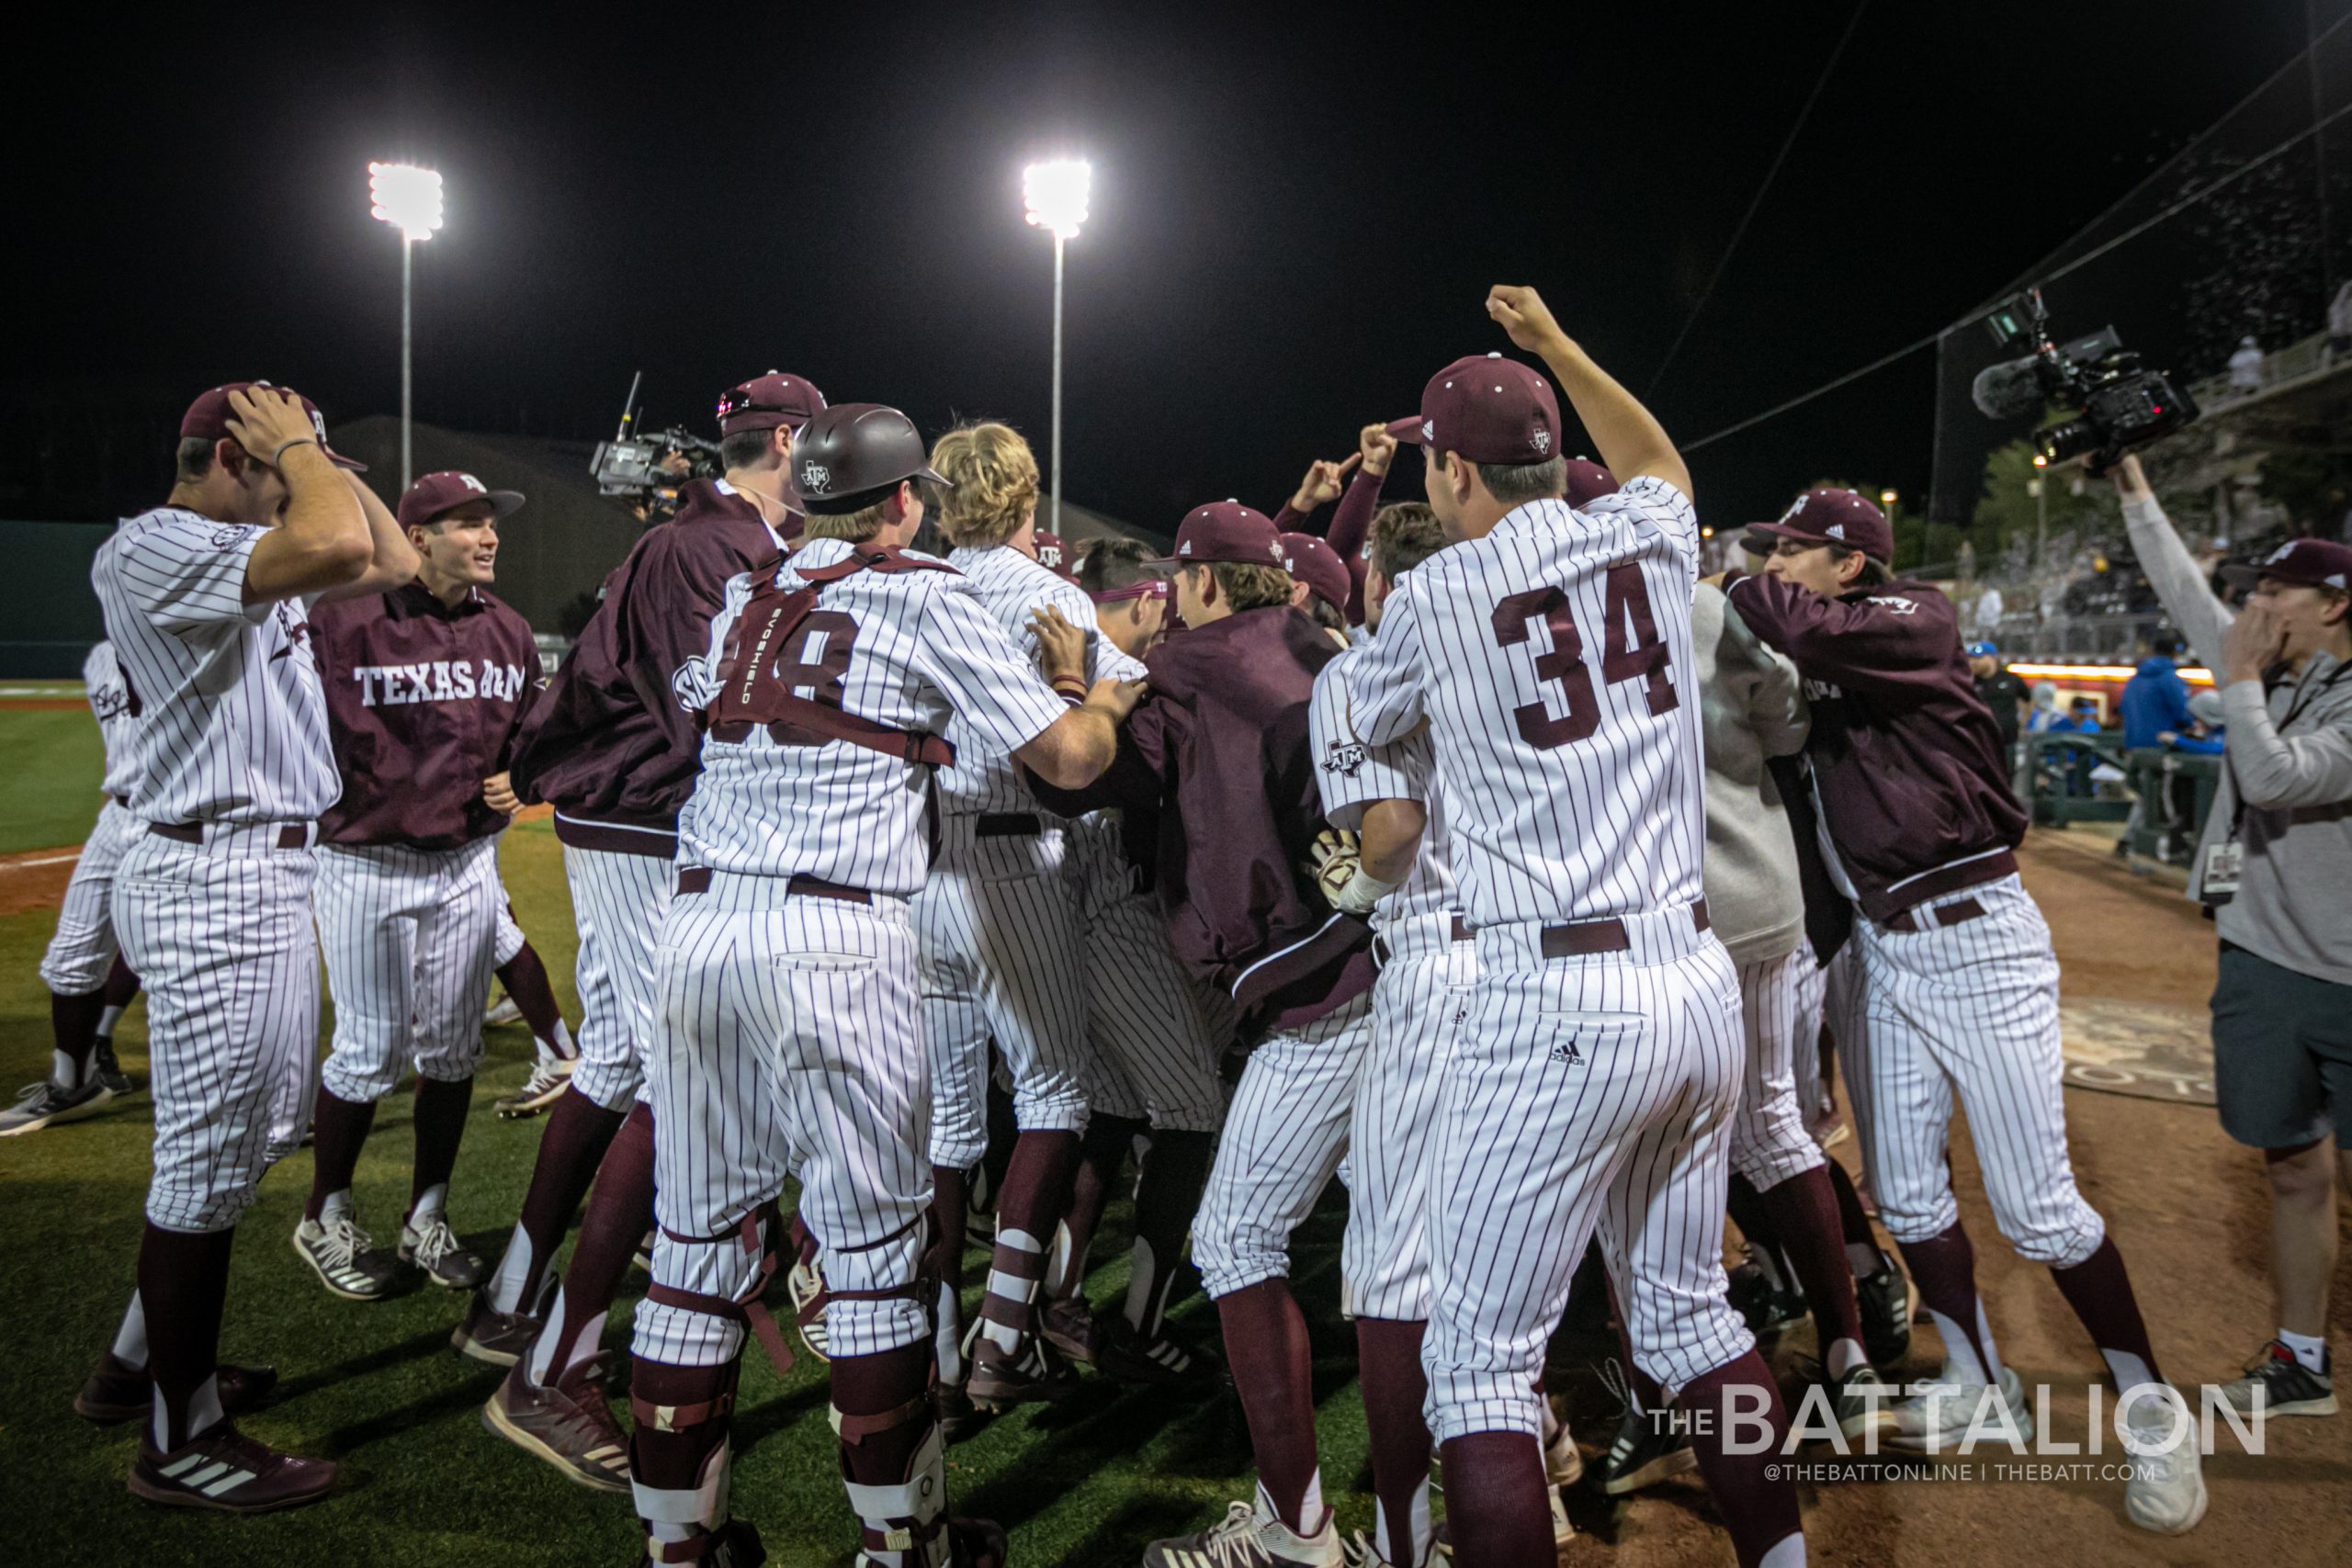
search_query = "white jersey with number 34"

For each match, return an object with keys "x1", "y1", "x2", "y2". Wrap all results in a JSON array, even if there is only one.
[{"x1": 1342, "y1": 477, "x2": 1706, "y2": 930}]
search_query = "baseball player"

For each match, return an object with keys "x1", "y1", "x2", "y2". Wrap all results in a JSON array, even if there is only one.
[
  {"x1": 468, "y1": 372, "x2": 823, "y2": 1489},
  {"x1": 8, "y1": 640, "x2": 145, "y2": 1135},
  {"x1": 908, "y1": 420, "x2": 1108, "y2": 1412},
  {"x1": 1033, "y1": 502, "x2": 1377, "y2": 1567},
  {"x1": 1272, "y1": 428, "x2": 1388, "y2": 625},
  {"x1": 1724, "y1": 485, "x2": 2205, "y2": 1534},
  {"x1": 485, "y1": 895, "x2": 582, "y2": 1118},
  {"x1": 624, "y1": 400, "x2": 1136, "y2": 1566},
  {"x1": 76, "y1": 382, "x2": 415, "y2": 1512},
  {"x1": 1341, "y1": 291, "x2": 1801, "y2": 1568},
  {"x1": 1280, "y1": 532, "x2": 1353, "y2": 646},
  {"x1": 1031, "y1": 526, "x2": 1074, "y2": 580},
  {"x1": 1036, "y1": 538, "x2": 1227, "y2": 1384},
  {"x1": 296, "y1": 470, "x2": 542, "y2": 1301}
]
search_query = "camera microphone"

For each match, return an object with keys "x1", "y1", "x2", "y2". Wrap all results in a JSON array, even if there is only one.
[{"x1": 1971, "y1": 355, "x2": 2048, "y2": 422}]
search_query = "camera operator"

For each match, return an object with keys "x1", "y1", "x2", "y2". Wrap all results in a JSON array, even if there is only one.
[{"x1": 2115, "y1": 452, "x2": 2352, "y2": 1421}]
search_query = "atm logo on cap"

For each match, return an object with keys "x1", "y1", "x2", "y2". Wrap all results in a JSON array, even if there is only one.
[
  {"x1": 1531, "y1": 428, "x2": 1551, "y2": 455},
  {"x1": 459, "y1": 474, "x2": 487, "y2": 493},
  {"x1": 801, "y1": 462, "x2": 831, "y2": 494}
]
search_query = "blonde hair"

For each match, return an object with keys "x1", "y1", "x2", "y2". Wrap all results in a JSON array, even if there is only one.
[{"x1": 928, "y1": 422, "x2": 1040, "y2": 548}]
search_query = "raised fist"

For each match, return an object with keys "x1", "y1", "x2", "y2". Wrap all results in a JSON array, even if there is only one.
[{"x1": 1486, "y1": 284, "x2": 1566, "y2": 355}]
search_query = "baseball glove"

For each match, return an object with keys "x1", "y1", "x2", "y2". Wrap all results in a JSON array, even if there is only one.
[{"x1": 1307, "y1": 827, "x2": 1362, "y2": 908}]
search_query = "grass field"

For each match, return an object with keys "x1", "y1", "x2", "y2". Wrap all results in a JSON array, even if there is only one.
[
  {"x1": 0, "y1": 705, "x2": 1395, "y2": 1567},
  {"x1": 0, "y1": 690, "x2": 108, "y2": 852}
]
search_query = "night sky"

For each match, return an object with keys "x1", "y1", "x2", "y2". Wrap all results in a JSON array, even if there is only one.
[{"x1": 13, "y1": 2, "x2": 2345, "y2": 532}]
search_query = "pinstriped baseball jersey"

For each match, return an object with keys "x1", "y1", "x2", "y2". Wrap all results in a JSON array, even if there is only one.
[
  {"x1": 1308, "y1": 631, "x2": 1457, "y2": 932},
  {"x1": 1063, "y1": 640, "x2": 1149, "y2": 901},
  {"x1": 935, "y1": 544, "x2": 1102, "y2": 814},
  {"x1": 675, "y1": 538, "x2": 1069, "y2": 893},
  {"x1": 85, "y1": 640, "x2": 144, "y2": 800},
  {"x1": 93, "y1": 508, "x2": 339, "y2": 825},
  {"x1": 1342, "y1": 479, "x2": 1704, "y2": 927}
]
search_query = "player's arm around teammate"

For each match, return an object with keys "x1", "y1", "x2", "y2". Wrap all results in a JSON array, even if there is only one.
[{"x1": 624, "y1": 404, "x2": 1131, "y2": 1568}]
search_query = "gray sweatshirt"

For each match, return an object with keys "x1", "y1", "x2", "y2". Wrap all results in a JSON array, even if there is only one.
[
  {"x1": 2122, "y1": 496, "x2": 2352, "y2": 986},
  {"x1": 1693, "y1": 582, "x2": 1811, "y2": 965}
]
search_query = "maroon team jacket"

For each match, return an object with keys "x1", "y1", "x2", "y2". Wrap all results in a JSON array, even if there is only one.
[
  {"x1": 1725, "y1": 570, "x2": 2029, "y2": 923},
  {"x1": 1032, "y1": 604, "x2": 1374, "y2": 1043},
  {"x1": 507, "y1": 480, "x2": 783, "y2": 855},
  {"x1": 309, "y1": 581, "x2": 543, "y2": 849}
]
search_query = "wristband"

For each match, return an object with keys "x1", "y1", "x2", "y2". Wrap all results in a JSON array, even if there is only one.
[
  {"x1": 270, "y1": 436, "x2": 319, "y2": 467},
  {"x1": 1335, "y1": 865, "x2": 1401, "y2": 918},
  {"x1": 1051, "y1": 675, "x2": 1089, "y2": 699}
]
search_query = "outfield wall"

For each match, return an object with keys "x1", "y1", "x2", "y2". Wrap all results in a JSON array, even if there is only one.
[{"x1": 0, "y1": 521, "x2": 110, "y2": 678}]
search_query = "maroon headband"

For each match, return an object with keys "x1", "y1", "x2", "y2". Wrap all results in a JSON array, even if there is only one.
[{"x1": 1091, "y1": 580, "x2": 1169, "y2": 605}]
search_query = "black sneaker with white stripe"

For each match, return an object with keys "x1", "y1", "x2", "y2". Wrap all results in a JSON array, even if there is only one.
[
  {"x1": 0, "y1": 1077, "x2": 113, "y2": 1136},
  {"x1": 1095, "y1": 1316, "x2": 1220, "y2": 1386},
  {"x1": 129, "y1": 1424, "x2": 336, "y2": 1514},
  {"x1": 1595, "y1": 1402, "x2": 1698, "y2": 1495},
  {"x1": 293, "y1": 1213, "x2": 400, "y2": 1301},
  {"x1": 2222, "y1": 1339, "x2": 2336, "y2": 1418}
]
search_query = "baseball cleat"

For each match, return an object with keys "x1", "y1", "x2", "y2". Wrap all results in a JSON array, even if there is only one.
[
  {"x1": 1725, "y1": 1260, "x2": 1807, "y2": 1338},
  {"x1": 1829, "y1": 1363, "x2": 1899, "y2": 1444},
  {"x1": 2220, "y1": 1340, "x2": 2336, "y2": 1418},
  {"x1": 75, "y1": 1353, "x2": 277, "y2": 1426},
  {"x1": 400, "y1": 1213, "x2": 487, "y2": 1291},
  {"x1": 450, "y1": 1292, "x2": 544, "y2": 1367},
  {"x1": 1881, "y1": 1364, "x2": 2033, "y2": 1453},
  {"x1": 494, "y1": 1057, "x2": 572, "y2": 1119},
  {"x1": 0, "y1": 1077, "x2": 113, "y2": 1136},
  {"x1": 128, "y1": 1424, "x2": 335, "y2": 1514},
  {"x1": 293, "y1": 1213, "x2": 401, "y2": 1301},
  {"x1": 1143, "y1": 1500, "x2": 1342, "y2": 1567},
  {"x1": 1094, "y1": 1316, "x2": 1220, "y2": 1386},
  {"x1": 2123, "y1": 1390, "x2": 2208, "y2": 1535},
  {"x1": 92, "y1": 1039, "x2": 137, "y2": 1097},
  {"x1": 1596, "y1": 1402, "x2": 1699, "y2": 1495},
  {"x1": 1431, "y1": 1485, "x2": 1574, "y2": 1556},
  {"x1": 1040, "y1": 1295, "x2": 1105, "y2": 1367},
  {"x1": 936, "y1": 1384, "x2": 987, "y2": 1445},
  {"x1": 482, "y1": 1354, "x2": 631, "y2": 1494},
  {"x1": 962, "y1": 1322, "x2": 1077, "y2": 1412},
  {"x1": 484, "y1": 991, "x2": 524, "y2": 1027},
  {"x1": 1342, "y1": 1530, "x2": 1391, "y2": 1567},
  {"x1": 933, "y1": 1517, "x2": 1010, "y2": 1568},
  {"x1": 1856, "y1": 1253, "x2": 1915, "y2": 1370},
  {"x1": 641, "y1": 1517, "x2": 767, "y2": 1567}
]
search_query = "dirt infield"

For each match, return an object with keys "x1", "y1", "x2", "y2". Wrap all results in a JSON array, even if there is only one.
[{"x1": 0, "y1": 846, "x2": 80, "y2": 917}]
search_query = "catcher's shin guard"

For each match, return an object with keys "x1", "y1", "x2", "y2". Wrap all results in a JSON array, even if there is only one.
[
  {"x1": 837, "y1": 1370, "x2": 1003, "y2": 1568},
  {"x1": 629, "y1": 1358, "x2": 744, "y2": 1564}
]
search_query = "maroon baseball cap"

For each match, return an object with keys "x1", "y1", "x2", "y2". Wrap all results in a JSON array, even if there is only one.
[
  {"x1": 1032, "y1": 529, "x2": 1076, "y2": 581},
  {"x1": 716, "y1": 370, "x2": 826, "y2": 435},
  {"x1": 1279, "y1": 532, "x2": 1351, "y2": 616},
  {"x1": 2220, "y1": 537, "x2": 2352, "y2": 593},
  {"x1": 1564, "y1": 458, "x2": 1619, "y2": 508},
  {"x1": 1151, "y1": 501, "x2": 1287, "y2": 570},
  {"x1": 180, "y1": 382, "x2": 365, "y2": 471},
  {"x1": 1387, "y1": 353, "x2": 1563, "y2": 467},
  {"x1": 398, "y1": 470, "x2": 524, "y2": 529},
  {"x1": 1748, "y1": 488, "x2": 1894, "y2": 564}
]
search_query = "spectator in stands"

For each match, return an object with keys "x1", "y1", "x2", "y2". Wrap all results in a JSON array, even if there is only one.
[
  {"x1": 2051, "y1": 696, "x2": 2104, "y2": 795},
  {"x1": 2228, "y1": 334, "x2": 2264, "y2": 395},
  {"x1": 2121, "y1": 635, "x2": 2199, "y2": 750},
  {"x1": 1968, "y1": 640, "x2": 2030, "y2": 787},
  {"x1": 2115, "y1": 451, "x2": 2352, "y2": 1424}
]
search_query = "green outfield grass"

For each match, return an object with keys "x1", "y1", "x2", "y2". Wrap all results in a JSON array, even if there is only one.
[
  {"x1": 0, "y1": 716, "x2": 1406, "y2": 1566},
  {"x1": 0, "y1": 688, "x2": 107, "y2": 852}
]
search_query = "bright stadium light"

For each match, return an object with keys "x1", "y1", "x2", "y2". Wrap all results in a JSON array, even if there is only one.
[
  {"x1": 1024, "y1": 159, "x2": 1091, "y2": 537},
  {"x1": 1023, "y1": 159, "x2": 1091, "y2": 240},
  {"x1": 369, "y1": 163, "x2": 445, "y2": 488}
]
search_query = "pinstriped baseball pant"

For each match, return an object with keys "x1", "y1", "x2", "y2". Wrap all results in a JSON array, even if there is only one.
[
  {"x1": 493, "y1": 887, "x2": 527, "y2": 967},
  {"x1": 1425, "y1": 915, "x2": 1754, "y2": 1443},
  {"x1": 1729, "y1": 948, "x2": 1829, "y2": 1191},
  {"x1": 1076, "y1": 881, "x2": 1227, "y2": 1133},
  {"x1": 113, "y1": 830, "x2": 321, "y2": 1232},
  {"x1": 1787, "y1": 937, "x2": 1837, "y2": 1141},
  {"x1": 1344, "y1": 925, "x2": 1476, "y2": 1322},
  {"x1": 1193, "y1": 994, "x2": 1373, "y2": 1299},
  {"x1": 1829, "y1": 874, "x2": 2106, "y2": 1267},
  {"x1": 40, "y1": 799, "x2": 136, "y2": 993},
  {"x1": 633, "y1": 877, "x2": 932, "y2": 1367},
  {"x1": 916, "y1": 820, "x2": 1092, "y2": 1170},
  {"x1": 563, "y1": 846, "x2": 675, "y2": 1111},
  {"x1": 314, "y1": 838, "x2": 502, "y2": 1102}
]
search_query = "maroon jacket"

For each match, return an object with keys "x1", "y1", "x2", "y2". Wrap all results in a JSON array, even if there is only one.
[
  {"x1": 508, "y1": 479, "x2": 784, "y2": 854},
  {"x1": 1725, "y1": 571, "x2": 2029, "y2": 922},
  {"x1": 310, "y1": 582, "x2": 542, "y2": 849},
  {"x1": 1032, "y1": 604, "x2": 1373, "y2": 1041}
]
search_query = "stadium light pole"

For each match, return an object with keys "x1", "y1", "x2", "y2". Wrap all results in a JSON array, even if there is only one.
[
  {"x1": 1023, "y1": 160, "x2": 1091, "y2": 537},
  {"x1": 2030, "y1": 452, "x2": 2050, "y2": 570},
  {"x1": 369, "y1": 163, "x2": 446, "y2": 491}
]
